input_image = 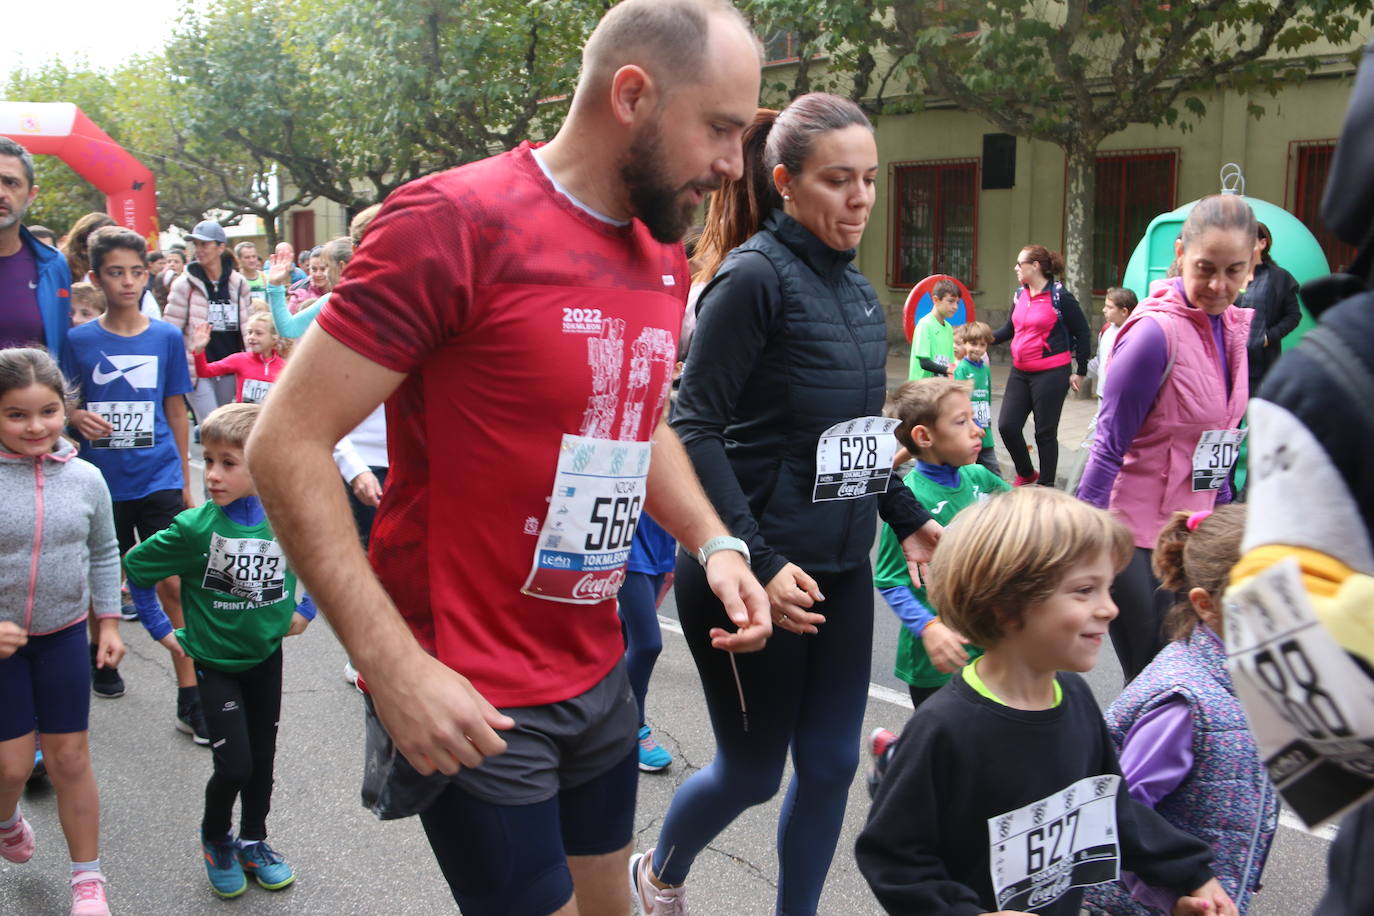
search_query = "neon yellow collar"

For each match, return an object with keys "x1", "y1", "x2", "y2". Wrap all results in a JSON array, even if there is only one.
[{"x1": 961, "y1": 658, "x2": 1062, "y2": 708}]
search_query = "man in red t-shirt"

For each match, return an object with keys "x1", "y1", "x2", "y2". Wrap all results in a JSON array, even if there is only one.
[{"x1": 249, "y1": 1, "x2": 767, "y2": 912}]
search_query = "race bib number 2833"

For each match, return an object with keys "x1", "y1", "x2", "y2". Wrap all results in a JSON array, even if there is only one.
[
  {"x1": 521, "y1": 434, "x2": 651, "y2": 605},
  {"x1": 1226, "y1": 557, "x2": 1374, "y2": 828}
]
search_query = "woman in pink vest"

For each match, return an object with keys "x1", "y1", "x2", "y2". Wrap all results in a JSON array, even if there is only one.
[{"x1": 1077, "y1": 195, "x2": 1255, "y2": 681}]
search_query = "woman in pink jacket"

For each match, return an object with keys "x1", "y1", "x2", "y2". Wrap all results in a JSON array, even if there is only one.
[{"x1": 1077, "y1": 194, "x2": 1256, "y2": 681}]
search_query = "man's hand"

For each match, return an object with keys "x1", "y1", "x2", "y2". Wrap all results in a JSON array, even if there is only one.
[
  {"x1": 0, "y1": 622, "x2": 27, "y2": 659},
  {"x1": 365, "y1": 648, "x2": 516, "y2": 775},
  {"x1": 921, "y1": 619, "x2": 972, "y2": 673},
  {"x1": 765, "y1": 562, "x2": 826, "y2": 636},
  {"x1": 287, "y1": 612, "x2": 310, "y2": 636},
  {"x1": 351, "y1": 471, "x2": 383, "y2": 508},
  {"x1": 95, "y1": 618, "x2": 125, "y2": 669},
  {"x1": 704, "y1": 550, "x2": 771, "y2": 652},
  {"x1": 1172, "y1": 878, "x2": 1238, "y2": 915},
  {"x1": 71, "y1": 408, "x2": 113, "y2": 441},
  {"x1": 901, "y1": 519, "x2": 943, "y2": 587},
  {"x1": 159, "y1": 632, "x2": 187, "y2": 659}
]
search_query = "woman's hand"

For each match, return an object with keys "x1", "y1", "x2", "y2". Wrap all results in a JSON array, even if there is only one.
[
  {"x1": 901, "y1": 519, "x2": 943, "y2": 587},
  {"x1": 267, "y1": 249, "x2": 294, "y2": 286},
  {"x1": 765, "y1": 563, "x2": 826, "y2": 635},
  {"x1": 1069, "y1": 373, "x2": 1083, "y2": 393}
]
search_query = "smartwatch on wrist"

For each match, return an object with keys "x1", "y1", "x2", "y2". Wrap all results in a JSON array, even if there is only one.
[{"x1": 696, "y1": 535, "x2": 750, "y2": 567}]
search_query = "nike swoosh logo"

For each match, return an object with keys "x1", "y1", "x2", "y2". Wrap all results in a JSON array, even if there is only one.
[
  {"x1": 864, "y1": 303, "x2": 877, "y2": 317},
  {"x1": 92, "y1": 358, "x2": 155, "y2": 385},
  {"x1": 28, "y1": 280, "x2": 37, "y2": 289}
]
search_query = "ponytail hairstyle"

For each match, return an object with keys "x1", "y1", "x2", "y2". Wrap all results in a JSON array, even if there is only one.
[
  {"x1": 1019, "y1": 244, "x2": 1066, "y2": 285},
  {"x1": 693, "y1": 93, "x2": 873, "y2": 284},
  {"x1": 1179, "y1": 194, "x2": 1258, "y2": 254},
  {"x1": 321, "y1": 236, "x2": 354, "y2": 290},
  {"x1": 1152, "y1": 505, "x2": 1246, "y2": 640}
]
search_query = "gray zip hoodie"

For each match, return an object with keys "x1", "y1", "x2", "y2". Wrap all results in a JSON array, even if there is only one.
[{"x1": 0, "y1": 437, "x2": 120, "y2": 634}]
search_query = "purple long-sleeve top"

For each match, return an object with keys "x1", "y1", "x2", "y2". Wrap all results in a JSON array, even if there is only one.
[{"x1": 1077, "y1": 280, "x2": 1231, "y2": 508}]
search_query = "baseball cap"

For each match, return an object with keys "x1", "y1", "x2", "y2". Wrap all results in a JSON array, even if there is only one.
[{"x1": 188, "y1": 220, "x2": 228, "y2": 243}]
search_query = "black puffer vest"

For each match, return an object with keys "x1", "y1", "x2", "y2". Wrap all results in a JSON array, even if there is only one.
[{"x1": 717, "y1": 211, "x2": 890, "y2": 575}]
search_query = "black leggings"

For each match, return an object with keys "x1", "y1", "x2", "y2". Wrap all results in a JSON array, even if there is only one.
[
  {"x1": 998, "y1": 364, "x2": 1071, "y2": 484},
  {"x1": 1108, "y1": 548, "x2": 1175, "y2": 683},
  {"x1": 196, "y1": 649, "x2": 282, "y2": 841}
]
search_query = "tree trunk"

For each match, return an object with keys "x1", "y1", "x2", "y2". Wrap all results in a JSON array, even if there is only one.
[
  {"x1": 263, "y1": 213, "x2": 279, "y2": 248},
  {"x1": 1061, "y1": 141, "x2": 1097, "y2": 317}
]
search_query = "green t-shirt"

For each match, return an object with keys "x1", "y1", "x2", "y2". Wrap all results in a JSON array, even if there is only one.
[
  {"x1": 874, "y1": 463, "x2": 1010, "y2": 686},
  {"x1": 909, "y1": 311, "x2": 955, "y2": 380},
  {"x1": 954, "y1": 357, "x2": 995, "y2": 447},
  {"x1": 124, "y1": 502, "x2": 300, "y2": 672}
]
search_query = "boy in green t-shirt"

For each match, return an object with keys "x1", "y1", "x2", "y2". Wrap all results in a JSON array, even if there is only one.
[
  {"x1": 908, "y1": 278, "x2": 961, "y2": 379},
  {"x1": 874, "y1": 378, "x2": 1010, "y2": 710},
  {"x1": 952, "y1": 320, "x2": 1002, "y2": 479},
  {"x1": 125, "y1": 403, "x2": 313, "y2": 900}
]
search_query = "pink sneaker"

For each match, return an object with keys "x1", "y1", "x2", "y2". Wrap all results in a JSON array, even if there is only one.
[
  {"x1": 0, "y1": 816, "x2": 34, "y2": 863},
  {"x1": 1013, "y1": 471, "x2": 1040, "y2": 487},
  {"x1": 629, "y1": 849, "x2": 689, "y2": 915},
  {"x1": 70, "y1": 872, "x2": 110, "y2": 916}
]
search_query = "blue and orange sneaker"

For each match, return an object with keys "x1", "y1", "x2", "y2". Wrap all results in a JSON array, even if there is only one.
[
  {"x1": 237, "y1": 839, "x2": 295, "y2": 890},
  {"x1": 202, "y1": 834, "x2": 247, "y2": 898}
]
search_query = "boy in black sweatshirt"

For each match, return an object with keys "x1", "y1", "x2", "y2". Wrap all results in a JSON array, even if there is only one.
[{"x1": 856, "y1": 487, "x2": 1236, "y2": 916}]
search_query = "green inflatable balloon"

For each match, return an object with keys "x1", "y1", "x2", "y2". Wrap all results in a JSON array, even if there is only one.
[{"x1": 1120, "y1": 195, "x2": 1329, "y2": 349}]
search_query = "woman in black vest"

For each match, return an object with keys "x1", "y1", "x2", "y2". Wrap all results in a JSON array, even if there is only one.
[
  {"x1": 632, "y1": 93, "x2": 938, "y2": 916},
  {"x1": 1236, "y1": 221, "x2": 1302, "y2": 393}
]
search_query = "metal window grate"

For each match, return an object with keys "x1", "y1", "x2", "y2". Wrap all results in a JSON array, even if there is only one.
[
  {"x1": 1292, "y1": 141, "x2": 1358, "y2": 272},
  {"x1": 1092, "y1": 150, "x2": 1177, "y2": 293},
  {"x1": 890, "y1": 159, "x2": 979, "y2": 288}
]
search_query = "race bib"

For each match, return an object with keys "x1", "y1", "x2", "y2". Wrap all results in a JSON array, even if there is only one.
[
  {"x1": 973, "y1": 399, "x2": 992, "y2": 430},
  {"x1": 988, "y1": 774, "x2": 1121, "y2": 912},
  {"x1": 241, "y1": 379, "x2": 273, "y2": 404},
  {"x1": 87, "y1": 400, "x2": 154, "y2": 449},
  {"x1": 203, "y1": 533, "x2": 287, "y2": 603},
  {"x1": 813, "y1": 417, "x2": 900, "y2": 502},
  {"x1": 521, "y1": 434, "x2": 651, "y2": 604},
  {"x1": 1226, "y1": 557, "x2": 1374, "y2": 828},
  {"x1": 1191, "y1": 428, "x2": 1246, "y2": 491},
  {"x1": 207, "y1": 298, "x2": 238, "y2": 332}
]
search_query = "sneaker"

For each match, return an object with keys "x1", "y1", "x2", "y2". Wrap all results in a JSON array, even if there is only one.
[
  {"x1": 866, "y1": 727, "x2": 898, "y2": 800},
  {"x1": 0, "y1": 816, "x2": 35, "y2": 864},
  {"x1": 630, "y1": 848, "x2": 688, "y2": 915},
  {"x1": 119, "y1": 587, "x2": 138, "y2": 621},
  {"x1": 90, "y1": 645, "x2": 125, "y2": 699},
  {"x1": 1013, "y1": 471, "x2": 1040, "y2": 487},
  {"x1": 70, "y1": 871, "x2": 110, "y2": 916},
  {"x1": 343, "y1": 661, "x2": 361, "y2": 690},
  {"x1": 237, "y1": 839, "x2": 295, "y2": 890},
  {"x1": 202, "y1": 835, "x2": 247, "y2": 898},
  {"x1": 176, "y1": 698, "x2": 211, "y2": 746},
  {"x1": 637, "y1": 725, "x2": 672, "y2": 772},
  {"x1": 30, "y1": 740, "x2": 46, "y2": 782}
]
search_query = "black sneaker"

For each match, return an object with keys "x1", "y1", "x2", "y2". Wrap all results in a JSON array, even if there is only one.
[
  {"x1": 91, "y1": 646, "x2": 125, "y2": 699},
  {"x1": 176, "y1": 699, "x2": 211, "y2": 746}
]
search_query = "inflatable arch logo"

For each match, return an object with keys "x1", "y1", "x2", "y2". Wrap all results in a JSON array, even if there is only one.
[{"x1": 0, "y1": 102, "x2": 158, "y2": 244}]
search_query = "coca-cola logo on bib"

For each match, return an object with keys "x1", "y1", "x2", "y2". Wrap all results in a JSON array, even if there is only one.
[{"x1": 570, "y1": 569, "x2": 626, "y2": 601}]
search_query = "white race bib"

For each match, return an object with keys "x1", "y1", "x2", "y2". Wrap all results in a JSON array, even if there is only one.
[
  {"x1": 207, "y1": 298, "x2": 238, "y2": 332},
  {"x1": 988, "y1": 774, "x2": 1121, "y2": 911},
  {"x1": 521, "y1": 434, "x2": 651, "y2": 604},
  {"x1": 1226, "y1": 557, "x2": 1374, "y2": 827},
  {"x1": 241, "y1": 379, "x2": 273, "y2": 404},
  {"x1": 813, "y1": 417, "x2": 899, "y2": 502},
  {"x1": 973, "y1": 399, "x2": 992, "y2": 431},
  {"x1": 203, "y1": 533, "x2": 287, "y2": 604},
  {"x1": 1191, "y1": 428, "x2": 1246, "y2": 491},
  {"x1": 87, "y1": 400, "x2": 154, "y2": 449}
]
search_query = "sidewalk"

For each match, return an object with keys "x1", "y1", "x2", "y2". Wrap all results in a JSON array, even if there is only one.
[{"x1": 886, "y1": 352, "x2": 1099, "y2": 488}]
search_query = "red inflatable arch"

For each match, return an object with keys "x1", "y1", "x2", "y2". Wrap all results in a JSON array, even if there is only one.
[{"x1": 0, "y1": 102, "x2": 158, "y2": 243}]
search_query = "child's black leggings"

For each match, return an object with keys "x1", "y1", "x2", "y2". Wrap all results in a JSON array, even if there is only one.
[{"x1": 196, "y1": 649, "x2": 282, "y2": 841}]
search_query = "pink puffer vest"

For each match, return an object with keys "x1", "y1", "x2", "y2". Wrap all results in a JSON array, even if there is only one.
[{"x1": 1109, "y1": 279, "x2": 1253, "y2": 547}]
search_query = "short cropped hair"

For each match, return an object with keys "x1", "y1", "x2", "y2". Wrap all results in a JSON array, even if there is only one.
[
  {"x1": 931, "y1": 278, "x2": 960, "y2": 301},
  {"x1": 1105, "y1": 287, "x2": 1138, "y2": 313},
  {"x1": 70, "y1": 282, "x2": 106, "y2": 314},
  {"x1": 87, "y1": 226, "x2": 148, "y2": 273},
  {"x1": 233, "y1": 241, "x2": 258, "y2": 258},
  {"x1": 886, "y1": 378, "x2": 971, "y2": 453},
  {"x1": 928, "y1": 487, "x2": 1133, "y2": 647},
  {"x1": 578, "y1": 0, "x2": 753, "y2": 103},
  {"x1": 28, "y1": 226, "x2": 55, "y2": 244},
  {"x1": 0, "y1": 137, "x2": 35, "y2": 187},
  {"x1": 960, "y1": 320, "x2": 994, "y2": 346},
  {"x1": 200, "y1": 402, "x2": 261, "y2": 450}
]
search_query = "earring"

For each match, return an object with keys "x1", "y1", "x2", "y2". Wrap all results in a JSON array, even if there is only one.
[{"x1": 782, "y1": 193, "x2": 792, "y2": 201}]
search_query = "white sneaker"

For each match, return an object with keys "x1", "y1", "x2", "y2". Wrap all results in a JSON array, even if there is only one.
[
  {"x1": 629, "y1": 849, "x2": 688, "y2": 915},
  {"x1": 343, "y1": 661, "x2": 361, "y2": 690}
]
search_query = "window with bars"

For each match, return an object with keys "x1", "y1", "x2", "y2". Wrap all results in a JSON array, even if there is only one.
[
  {"x1": 762, "y1": 30, "x2": 801, "y2": 65},
  {"x1": 1091, "y1": 150, "x2": 1177, "y2": 293},
  {"x1": 890, "y1": 159, "x2": 979, "y2": 287},
  {"x1": 1292, "y1": 141, "x2": 1357, "y2": 272}
]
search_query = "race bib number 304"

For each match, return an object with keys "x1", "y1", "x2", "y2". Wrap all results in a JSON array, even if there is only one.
[
  {"x1": 1226, "y1": 557, "x2": 1374, "y2": 828},
  {"x1": 1191, "y1": 428, "x2": 1246, "y2": 491},
  {"x1": 521, "y1": 434, "x2": 651, "y2": 605},
  {"x1": 813, "y1": 417, "x2": 900, "y2": 502},
  {"x1": 203, "y1": 533, "x2": 286, "y2": 604},
  {"x1": 87, "y1": 400, "x2": 154, "y2": 449},
  {"x1": 988, "y1": 774, "x2": 1120, "y2": 912}
]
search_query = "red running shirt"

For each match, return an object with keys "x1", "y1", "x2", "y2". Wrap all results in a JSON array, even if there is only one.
[{"x1": 316, "y1": 144, "x2": 687, "y2": 707}]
